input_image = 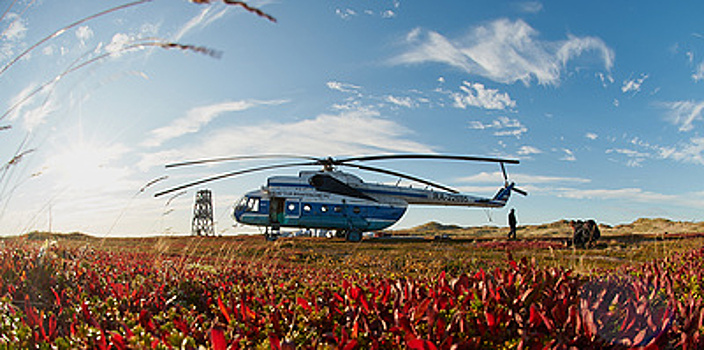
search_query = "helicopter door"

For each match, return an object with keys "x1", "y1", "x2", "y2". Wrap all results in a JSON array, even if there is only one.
[
  {"x1": 270, "y1": 198, "x2": 285, "y2": 224},
  {"x1": 284, "y1": 198, "x2": 301, "y2": 219}
]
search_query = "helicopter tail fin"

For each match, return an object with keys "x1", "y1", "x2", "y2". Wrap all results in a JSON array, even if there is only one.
[
  {"x1": 491, "y1": 183, "x2": 514, "y2": 206},
  {"x1": 491, "y1": 182, "x2": 527, "y2": 207}
]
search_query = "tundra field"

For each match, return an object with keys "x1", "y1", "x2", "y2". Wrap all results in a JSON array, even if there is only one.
[{"x1": 1, "y1": 218, "x2": 704, "y2": 349}]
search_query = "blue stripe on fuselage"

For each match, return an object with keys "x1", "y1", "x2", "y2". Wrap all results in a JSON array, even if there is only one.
[{"x1": 268, "y1": 182, "x2": 428, "y2": 199}]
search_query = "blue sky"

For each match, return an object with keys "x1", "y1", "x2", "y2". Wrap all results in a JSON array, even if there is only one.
[{"x1": 2, "y1": 0, "x2": 704, "y2": 236}]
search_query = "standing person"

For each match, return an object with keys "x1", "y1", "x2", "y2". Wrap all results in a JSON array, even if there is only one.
[{"x1": 508, "y1": 208, "x2": 517, "y2": 240}]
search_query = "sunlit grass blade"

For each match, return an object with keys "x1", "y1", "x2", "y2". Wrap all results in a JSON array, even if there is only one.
[{"x1": 0, "y1": 0, "x2": 152, "y2": 78}]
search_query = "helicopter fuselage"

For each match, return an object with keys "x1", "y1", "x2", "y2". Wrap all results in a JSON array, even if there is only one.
[{"x1": 232, "y1": 170, "x2": 513, "y2": 236}]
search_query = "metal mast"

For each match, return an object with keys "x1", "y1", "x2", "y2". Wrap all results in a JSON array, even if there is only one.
[{"x1": 192, "y1": 189, "x2": 214, "y2": 236}]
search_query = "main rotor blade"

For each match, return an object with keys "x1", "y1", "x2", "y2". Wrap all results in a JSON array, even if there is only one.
[
  {"x1": 341, "y1": 163, "x2": 460, "y2": 194},
  {"x1": 154, "y1": 161, "x2": 318, "y2": 197},
  {"x1": 337, "y1": 154, "x2": 520, "y2": 165},
  {"x1": 166, "y1": 154, "x2": 320, "y2": 168}
]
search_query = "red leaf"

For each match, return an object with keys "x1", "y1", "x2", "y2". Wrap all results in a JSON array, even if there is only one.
[
  {"x1": 51, "y1": 287, "x2": 61, "y2": 307},
  {"x1": 297, "y1": 297, "x2": 311, "y2": 313},
  {"x1": 211, "y1": 327, "x2": 227, "y2": 350},
  {"x1": 529, "y1": 304, "x2": 541, "y2": 327},
  {"x1": 342, "y1": 339, "x2": 358, "y2": 350},
  {"x1": 360, "y1": 294, "x2": 370, "y2": 314},
  {"x1": 414, "y1": 299, "x2": 430, "y2": 324},
  {"x1": 174, "y1": 318, "x2": 190, "y2": 334},
  {"x1": 269, "y1": 334, "x2": 281, "y2": 350},
  {"x1": 485, "y1": 310, "x2": 497, "y2": 329},
  {"x1": 408, "y1": 338, "x2": 438, "y2": 350},
  {"x1": 110, "y1": 332, "x2": 126, "y2": 350},
  {"x1": 218, "y1": 296, "x2": 231, "y2": 323}
]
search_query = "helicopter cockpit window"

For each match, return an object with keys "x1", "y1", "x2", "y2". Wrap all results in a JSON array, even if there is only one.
[{"x1": 246, "y1": 197, "x2": 260, "y2": 212}]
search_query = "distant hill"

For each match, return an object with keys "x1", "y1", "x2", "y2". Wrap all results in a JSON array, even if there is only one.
[
  {"x1": 389, "y1": 218, "x2": 704, "y2": 238},
  {"x1": 17, "y1": 231, "x2": 94, "y2": 241}
]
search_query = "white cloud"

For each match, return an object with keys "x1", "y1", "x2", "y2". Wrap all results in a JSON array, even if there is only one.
[
  {"x1": 385, "y1": 95, "x2": 417, "y2": 108},
  {"x1": 458, "y1": 171, "x2": 589, "y2": 184},
  {"x1": 659, "y1": 137, "x2": 704, "y2": 165},
  {"x1": 173, "y1": 6, "x2": 228, "y2": 41},
  {"x1": 139, "y1": 108, "x2": 434, "y2": 171},
  {"x1": 693, "y1": 62, "x2": 704, "y2": 82},
  {"x1": 585, "y1": 132, "x2": 598, "y2": 140},
  {"x1": 469, "y1": 116, "x2": 527, "y2": 137},
  {"x1": 451, "y1": 81, "x2": 516, "y2": 110},
  {"x1": 2, "y1": 13, "x2": 27, "y2": 41},
  {"x1": 392, "y1": 19, "x2": 614, "y2": 86},
  {"x1": 335, "y1": 8, "x2": 357, "y2": 20},
  {"x1": 143, "y1": 99, "x2": 289, "y2": 148},
  {"x1": 554, "y1": 187, "x2": 686, "y2": 206},
  {"x1": 75, "y1": 26, "x2": 94, "y2": 45},
  {"x1": 606, "y1": 148, "x2": 650, "y2": 167},
  {"x1": 327, "y1": 81, "x2": 362, "y2": 93},
  {"x1": 22, "y1": 97, "x2": 58, "y2": 132},
  {"x1": 561, "y1": 148, "x2": 576, "y2": 161},
  {"x1": 662, "y1": 100, "x2": 704, "y2": 132},
  {"x1": 7, "y1": 83, "x2": 37, "y2": 122},
  {"x1": 621, "y1": 74, "x2": 648, "y2": 94},
  {"x1": 518, "y1": 145, "x2": 542, "y2": 155},
  {"x1": 1, "y1": 13, "x2": 27, "y2": 61},
  {"x1": 105, "y1": 33, "x2": 135, "y2": 55},
  {"x1": 381, "y1": 10, "x2": 396, "y2": 19},
  {"x1": 516, "y1": 2, "x2": 543, "y2": 13}
]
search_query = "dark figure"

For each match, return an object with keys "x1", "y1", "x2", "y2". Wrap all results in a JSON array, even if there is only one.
[
  {"x1": 508, "y1": 209, "x2": 517, "y2": 240},
  {"x1": 570, "y1": 220, "x2": 587, "y2": 248},
  {"x1": 584, "y1": 219, "x2": 600, "y2": 247},
  {"x1": 570, "y1": 219, "x2": 600, "y2": 248}
]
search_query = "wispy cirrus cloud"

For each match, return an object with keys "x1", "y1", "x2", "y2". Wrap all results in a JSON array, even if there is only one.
[
  {"x1": 392, "y1": 19, "x2": 614, "y2": 86},
  {"x1": 385, "y1": 95, "x2": 418, "y2": 108},
  {"x1": 693, "y1": 62, "x2": 704, "y2": 82},
  {"x1": 659, "y1": 137, "x2": 704, "y2": 165},
  {"x1": 518, "y1": 145, "x2": 542, "y2": 155},
  {"x1": 139, "y1": 107, "x2": 434, "y2": 170},
  {"x1": 516, "y1": 2, "x2": 543, "y2": 14},
  {"x1": 173, "y1": 6, "x2": 228, "y2": 41},
  {"x1": 142, "y1": 99, "x2": 288, "y2": 148},
  {"x1": 335, "y1": 1, "x2": 399, "y2": 20},
  {"x1": 661, "y1": 100, "x2": 704, "y2": 132},
  {"x1": 621, "y1": 73, "x2": 648, "y2": 94},
  {"x1": 468, "y1": 116, "x2": 527, "y2": 137},
  {"x1": 458, "y1": 171, "x2": 590, "y2": 185},
  {"x1": 75, "y1": 25, "x2": 94, "y2": 46},
  {"x1": 327, "y1": 81, "x2": 362, "y2": 93},
  {"x1": 1, "y1": 13, "x2": 28, "y2": 61},
  {"x1": 2, "y1": 13, "x2": 27, "y2": 41},
  {"x1": 561, "y1": 148, "x2": 576, "y2": 161},
  {"x1": 606, "y1": 148, "x2": 650, "y2": 167}
]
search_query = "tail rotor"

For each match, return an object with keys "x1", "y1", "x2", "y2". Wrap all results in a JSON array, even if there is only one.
[{"x1": 499, "y1": 162, "x2": 528, "y2": 196}]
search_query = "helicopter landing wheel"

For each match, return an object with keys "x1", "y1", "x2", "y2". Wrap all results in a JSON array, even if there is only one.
[
  {"x1": 265, "y1": 226, "x2": 280, "y2": 241},
  {"x1": 265, "y1": 232, "x2": 279, "y2": 241},
  {"x1": 345, "y1": 230, "x2": 362, "y2": 243}
]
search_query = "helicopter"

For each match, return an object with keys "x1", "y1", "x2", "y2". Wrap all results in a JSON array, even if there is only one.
[{"x1": 154, "y1": 154, "x2": 527, "y2": 242}]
